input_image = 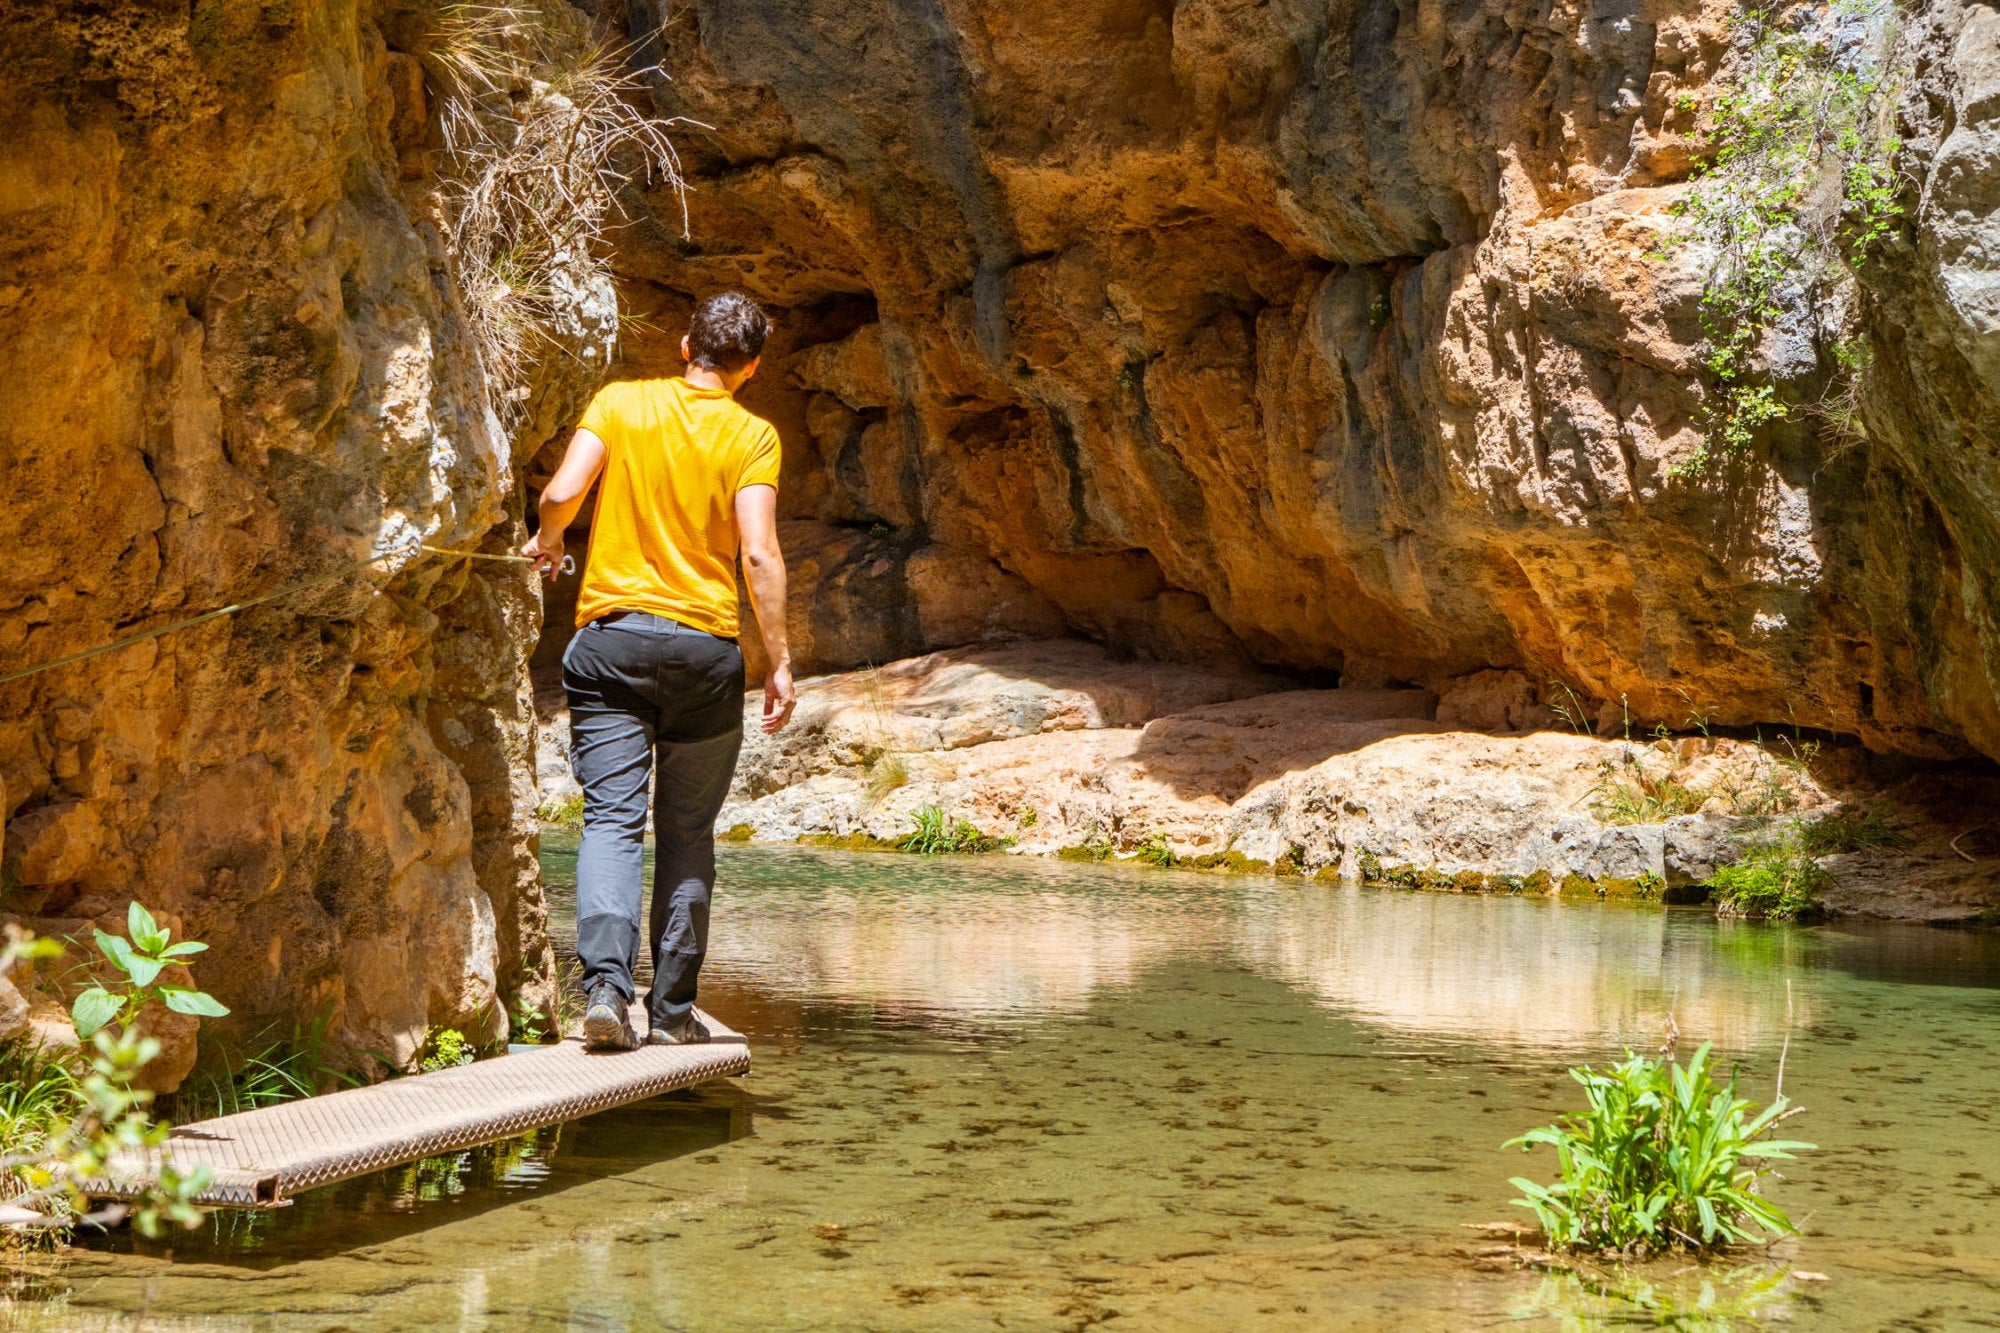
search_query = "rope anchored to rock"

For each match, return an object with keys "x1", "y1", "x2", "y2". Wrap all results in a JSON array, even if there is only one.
[{"x1": 0, "y1": 544, "x2": 573, "y2": 689}]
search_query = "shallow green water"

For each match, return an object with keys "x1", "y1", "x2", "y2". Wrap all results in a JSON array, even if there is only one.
[{"x1": 41, "y1": 840, "x2": 2000, "y2": 1328}]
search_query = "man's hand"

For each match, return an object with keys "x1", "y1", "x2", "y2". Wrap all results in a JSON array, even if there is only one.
[
  {"x1": 761, "y1": 664, "x2": 796, "y2": 734},
  {"x1": 521, "y1": 529, "x2": 565, "y2": 581}
]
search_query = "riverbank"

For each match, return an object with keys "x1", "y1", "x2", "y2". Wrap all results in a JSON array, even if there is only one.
[{"x1": 535, "y1": 641, "x2": 2000, "y2": 923}]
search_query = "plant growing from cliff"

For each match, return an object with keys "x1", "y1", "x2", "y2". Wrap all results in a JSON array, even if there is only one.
[
  {"x1": 1586, "y1": 737, "x2": 1708, "y2": 826},
  {"x1": 1662, "y1": 0, "x2": 1903, "y2": 475},
  {"x1": 864, "y1": 750, "x2": 910, "y2": 802},
  {"x1": 1507, "y1": 1037, "x2": 1813, "y2": 1256},
  {"x1": 1798, "y1": 805, "x2": 1904, "y2": 855},
  {"x1": 415, "y1": 1, "x2": 689, "y2": 429},
  {"x1": 70, "y1": 902, "x2": 229, "y2": 1041},
  {"x1": 1133, "y1": 833, "x2": 1178, "y2": 869}
]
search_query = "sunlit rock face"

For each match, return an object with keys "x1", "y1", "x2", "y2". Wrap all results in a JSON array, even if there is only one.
[
  {"x1": 0, "y1": 3, "x2": 605, "y2": 1079},
  {"x1": 592, "y1": 0, "x2": 2000, "y2": 762}
]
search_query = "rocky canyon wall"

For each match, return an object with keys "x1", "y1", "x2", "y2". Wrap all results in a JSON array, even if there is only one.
[
  {"x1": 0, "y1": 1, "x2": 612, "y2": 1077},
  {"x1": 596, "y1": 0, "x2": 2000, "y2": 763}
]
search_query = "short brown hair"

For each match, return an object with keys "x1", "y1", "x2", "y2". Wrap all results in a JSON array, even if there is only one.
[{"x1": 687, "y1": 291, "x2": 769, "y2": 372}]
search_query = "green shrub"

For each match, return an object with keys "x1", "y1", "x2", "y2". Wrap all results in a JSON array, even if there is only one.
[
  {"x1": 1508, "y1": 1042, "x2": 1814, "y2": 1255},
  {"x1": 1132, "y1": 833, "x2": 1178, "y2": 868},
  {"x1": 718, "y1": 822, "x2": 755, "y2": 843}
]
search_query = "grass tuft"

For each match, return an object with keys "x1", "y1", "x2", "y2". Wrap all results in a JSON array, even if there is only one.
[{"x1": 898, "y1": 804, "x2": 1006, "y2": 855}]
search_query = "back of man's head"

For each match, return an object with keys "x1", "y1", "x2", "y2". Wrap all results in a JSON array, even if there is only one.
[{"x1": 687, "y1": 291, "x2": 769, "y2": 372}]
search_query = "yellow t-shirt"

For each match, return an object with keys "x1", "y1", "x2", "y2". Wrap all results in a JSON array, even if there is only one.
[{"x1": 573, "y1": 377, "x2": 781, "y2": 636}]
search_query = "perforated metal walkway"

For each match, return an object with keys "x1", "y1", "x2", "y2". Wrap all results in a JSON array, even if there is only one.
[{"x1": 92, "y1": 1007, "x2": 750, "y2": 1207}]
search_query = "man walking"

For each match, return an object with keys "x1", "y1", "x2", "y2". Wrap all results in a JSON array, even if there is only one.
[{"x1": 524, "y1": 291, "x2": 795, "y2": 1050}]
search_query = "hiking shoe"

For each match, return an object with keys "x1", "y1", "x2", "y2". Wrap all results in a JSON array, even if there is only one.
[
  {"x1": 647, "y1": 1014, "x2": 711, "y2": 1046},
  {"x1": 582, "y1": 983, "x2": 638, "y2": 1051}
]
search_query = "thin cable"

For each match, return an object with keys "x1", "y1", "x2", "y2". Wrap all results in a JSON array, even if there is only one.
[{"x1": 0, "y1": 543, "x2": 561, "y2": 689}]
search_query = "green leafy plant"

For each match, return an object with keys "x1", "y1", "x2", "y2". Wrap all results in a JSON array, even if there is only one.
[
  {"x1": 418, "y1": 1027, "x2": 475, "y2": 1074},
  {"x1": 509, "y1": 996, "x2": 550, "y2": 1045},
  {"x1": 1018, "y1": 807, "x2": 1038, "y2": 829},
  {"x1": 1661, "y1": 0, "x2": 1902, "y2": 475},
  {"x1": 1133, "y1": 833, "x2": 1178, "y2": 868},
  {"x1": 1, "y1": 927, "x2": 215, "y2": 1239},
  {"x1": 70, "y1": 902, "x2": 229, "y2": 1040},
  {"x1": 1507, "y1": 1040, "x2": 1814, "y2": 1255}
]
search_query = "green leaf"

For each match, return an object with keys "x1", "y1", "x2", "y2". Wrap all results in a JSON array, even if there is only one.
[
  {"x1": 94, "y1": 929, "x2": 134, "y2": 970},
  {"x1": 127, "y1": 901, "x2": 168, "y2": 954},
  {"x1": 124, "y1": 954, "x2": 165, "y2": 988},
  {"x1": 159, "y1": 986, "x2": 229, "y2": 1018},
  {"x1": 159, "y1": 941, "x2": 209, "y2": 958},
  {"x1": 71, "y1": 987, "x2": 123, "y2": 1037}
]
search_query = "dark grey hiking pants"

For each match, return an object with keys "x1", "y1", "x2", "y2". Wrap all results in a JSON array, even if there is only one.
[{"x1": 563, "y1": 611, "x2": 745, "y2": 1028}]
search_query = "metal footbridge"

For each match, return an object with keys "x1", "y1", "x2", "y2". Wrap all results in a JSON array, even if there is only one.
[{"x1": 92, "y1": 1007, "x2": 749, "y2": 1207}]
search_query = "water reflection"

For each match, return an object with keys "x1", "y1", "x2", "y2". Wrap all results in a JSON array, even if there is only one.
[
  {"x1": 43, "y1": 842, "x2": 2000, "y2": 1330},
  {"x1": 685, "y1": 847, "x2": 1823, "y2": 1055}
]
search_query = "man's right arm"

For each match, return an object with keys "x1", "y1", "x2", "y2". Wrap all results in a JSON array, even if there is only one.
[
  {"x1": 734, "y1": 483, "x2": 795, "y2": 734},
  {"x1": 522, "y1": 427, "x2": 607, "y2": 578}
]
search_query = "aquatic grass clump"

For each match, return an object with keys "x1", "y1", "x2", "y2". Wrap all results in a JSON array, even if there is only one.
[
  {"x1": 898, "y1": 804, "x2": 1003, "y2": 856},
  {"x1": 1507, "y1": 1041, "x2": 1813, "y2": 1256}
]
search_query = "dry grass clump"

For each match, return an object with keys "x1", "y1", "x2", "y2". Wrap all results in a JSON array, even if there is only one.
[{"x1": 414, "y1": 2, "x2": 691, "y2": 428}]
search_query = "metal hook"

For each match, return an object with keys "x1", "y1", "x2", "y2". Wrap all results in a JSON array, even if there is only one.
[{"x1": 560, "y1": 553, "x2": 577, "y2": 576}]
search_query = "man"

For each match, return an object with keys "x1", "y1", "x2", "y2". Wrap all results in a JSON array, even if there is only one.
[{"x1": 523, "y1": 291, "x2": 796, "y2": 1050}]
